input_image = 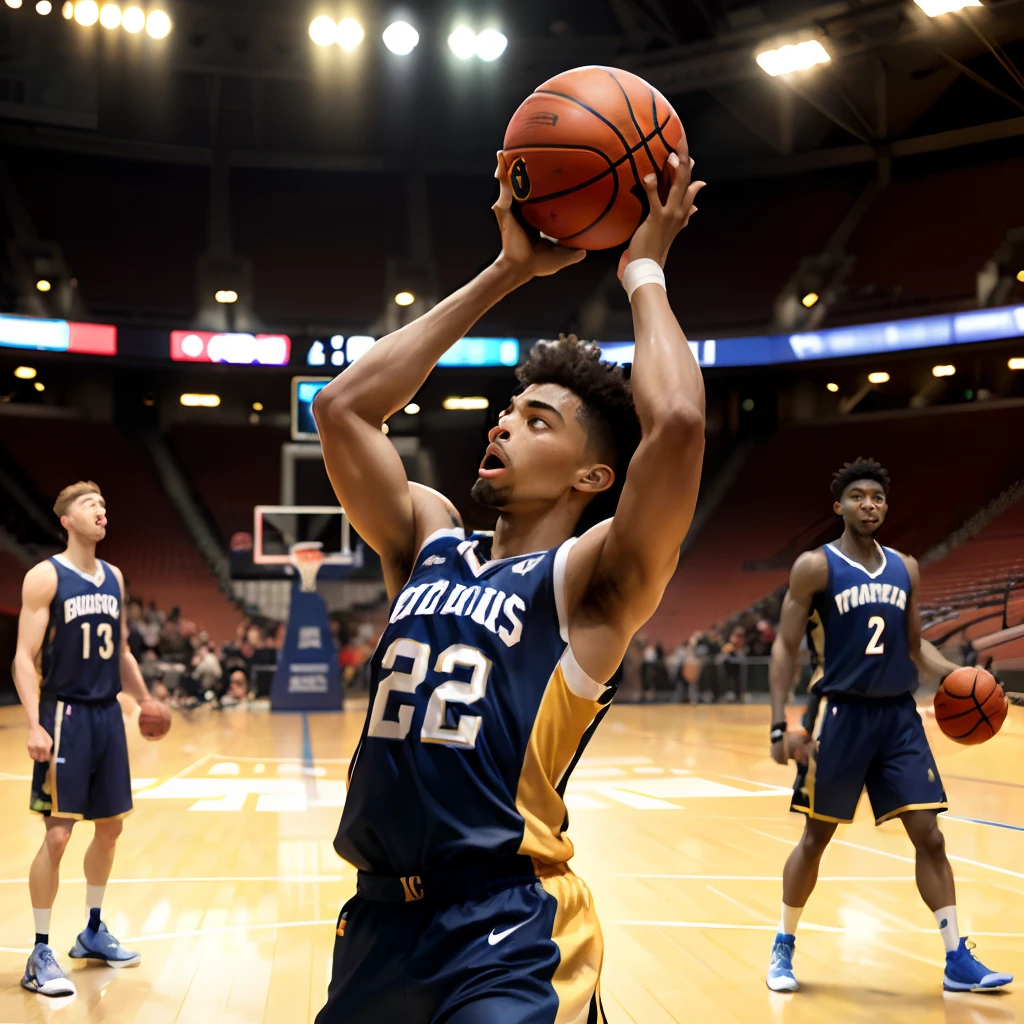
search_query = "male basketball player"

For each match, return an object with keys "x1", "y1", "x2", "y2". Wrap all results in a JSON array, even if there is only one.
[
  {"x1": 766, "y1": 458, "x2": 1012, "y2": 994},
  {"x1": 13, "y1": 481, "x2": 154, "y2": 996},
  {"x1": 311, "y1": 146, "x2": 705, "y2": 1022}
]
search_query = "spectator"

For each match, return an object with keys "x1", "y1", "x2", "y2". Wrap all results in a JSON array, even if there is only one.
[
  {"x1": 191, "y1": 643, "x2": 223, "y2": 698},
  {"x1": 158, "y1": 619, "x2": 191, "y2": 662},
  {"x1": 137, "y1": 606, "x2": 162, "y2": 651},
  {"x1": 220, "y1": 669, "x2": 250, "y2": 707},
  {"x1": 126, "y1": 601, "x2": 146, "y2": 661},
  {"x1": 640, "y1": 639, "x2": 658, "y2": 703}
]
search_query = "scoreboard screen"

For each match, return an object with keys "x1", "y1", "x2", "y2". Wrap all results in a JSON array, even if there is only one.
[{"x1": 291, "y1": 376, "x2": 330, "y2": 441}]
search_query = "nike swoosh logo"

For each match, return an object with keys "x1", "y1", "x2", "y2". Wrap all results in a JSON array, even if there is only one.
[{"x1": 487, "y1": 921, "x2": 527, "y2": 946}]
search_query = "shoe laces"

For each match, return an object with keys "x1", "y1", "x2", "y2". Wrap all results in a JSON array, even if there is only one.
[
  {"x1": 771, "y1": 942, "x2": 794, "y2": 971},
  {"x1": 36, "y1": 946, "x2": 59, "y2": 971}
]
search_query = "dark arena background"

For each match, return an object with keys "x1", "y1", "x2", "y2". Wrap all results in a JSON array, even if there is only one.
[{"x1": 1, "y1": 0, "x2": 1023, "y2": 1021}]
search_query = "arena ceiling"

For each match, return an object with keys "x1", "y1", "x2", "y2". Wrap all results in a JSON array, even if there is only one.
[{"x1": 1, "y1": 0, "x2": 1023, "y2": 180}]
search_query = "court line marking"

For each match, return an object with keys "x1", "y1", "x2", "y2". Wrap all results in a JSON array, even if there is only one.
[
  {"x1": 705, "y1": 884, "x2": 761, "y2": 918},
  {"x1": 0, "y1": 874, "x2": 351, "y2": 885},
  {"x1": 944, "y1": 815, "x2": 1024, "y2": 832},
  {"x1": 830, "y1": 839, "x2": 915, "y2": 864},
  {"x1": 944, "y1": 774, "x2": 1024, "y2": 791},
  {"x1": 610, "y1": 921, "x2": 1024, "y2": 939},
  {"x1": 834, "y1": 837, "x2": 1024, "y2": 880},
  {"x1": 615, "y1": 874, "x2": 935, "y2": 882},
  {"x1": 210, "y1": 755, "x2": 351, "y2": 764}
]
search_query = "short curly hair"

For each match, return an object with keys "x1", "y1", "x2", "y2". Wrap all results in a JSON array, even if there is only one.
[
  {"x1": 831, "y1": 457, "x2": 891, "y2": 500},
  {"x1": 516, "y1": 335, "x2": 641, "y2": 532}
]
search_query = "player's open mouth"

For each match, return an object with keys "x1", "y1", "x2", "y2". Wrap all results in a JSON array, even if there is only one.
[
  {"x1": 97, "y1": 516, "x2": 107, "y2": 527},
  {"x1": 478, "y1": 444, "x2": 508, "y2": 478}
]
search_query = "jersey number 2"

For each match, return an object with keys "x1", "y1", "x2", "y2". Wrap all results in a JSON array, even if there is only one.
[
  {"x1": 366, "y1": 637, "x2": 491, "y2": 749},
  {"x1": 865, "y1": 616, "x2": 885, "y2": 655},
  {"x1": 81, "y1": 622, "x2": 115, "y2": 660}
]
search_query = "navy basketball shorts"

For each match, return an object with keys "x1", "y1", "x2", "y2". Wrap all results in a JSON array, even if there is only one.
[
  {"x1": 316, "y1": 860, "x2": 608, "y2": 1024},
  {"x1": 30, "y1": 698, "x2": 133, "y2": 821},
  {"x1": 791, "y1": 692, "x2": 947, "y2": 826}
]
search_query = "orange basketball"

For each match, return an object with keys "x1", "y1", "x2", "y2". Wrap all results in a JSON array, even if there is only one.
[
  {"x1": 503, "y1": 65, "x2": 686, "y2": 250},
  {"x1": 139, "y1": 699, "x2": 172, "y2": 741},
  {"x1": 934, "y1": 667, "x2": 1007, "y2": 745}
]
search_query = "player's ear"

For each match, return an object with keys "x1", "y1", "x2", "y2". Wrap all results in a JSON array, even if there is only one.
[
  {"x1": 833, "y1": 501, "x2": 843, "y2": 517},
  {"x1": 575, "y1": 463, "x2": 614, "y2": 495}
]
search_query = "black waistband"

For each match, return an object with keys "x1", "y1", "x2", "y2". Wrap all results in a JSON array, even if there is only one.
[
  {"x1": 820, "y1": 690, "x2": 914, "y2": 706},
  {"x1": 41, "y1": 694, "x2": 120, "y2": 709},
  {"x1": 356, "y1": 855, "x2": 538, "y2": 905}
]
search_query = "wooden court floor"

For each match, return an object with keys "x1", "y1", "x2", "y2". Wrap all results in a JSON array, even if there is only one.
[{"x1": 1, "y1": 697, "x2": 1022, "y2": 1024}]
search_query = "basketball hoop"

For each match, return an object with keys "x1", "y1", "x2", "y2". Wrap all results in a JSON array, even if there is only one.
[{"x1": 289, "y1": 542, "x2": 324, "y2": 592}]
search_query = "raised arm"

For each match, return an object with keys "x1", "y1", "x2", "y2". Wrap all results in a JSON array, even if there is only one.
[
  {"x1": 565, "y1": 146, "x2": 706, "y2": 679},
  {"x1": 313, "y1": 156, "x2": 585, "y2": 596},
  {"x1": 13, "y1": 561, "x2": 57, "y2": 763},
  {"x1": 769, "y1": 549, "x2": 829, "y2": 764}
]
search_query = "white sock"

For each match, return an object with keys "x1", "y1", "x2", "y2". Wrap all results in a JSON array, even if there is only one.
[
  {"x1": 780, "y1": 903, "x2": 804, "y2": 937},
  {"x1": 935, "y1": 905, "x2": 959, "y2": 953},
  {"x1": 86, "y1": 884, "x2": 105, "y2": 917},
  {"x1": 33, "y1": 907, "x2": 52, "y2": 941}
]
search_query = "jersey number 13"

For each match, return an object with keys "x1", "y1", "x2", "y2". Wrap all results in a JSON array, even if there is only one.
[{"x1": 81, "y1": 622, "x2": 115, "y2": 661}]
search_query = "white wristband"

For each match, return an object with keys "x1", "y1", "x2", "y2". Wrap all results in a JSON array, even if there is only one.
[{"x1": 622, "y1": 258, "x2": 666, "y2": 301}]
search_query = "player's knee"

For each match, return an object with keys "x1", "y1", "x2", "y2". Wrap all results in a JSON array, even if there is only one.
[
  {"x1": 94, "y1": 819, "x2": 124, "y2": 846},
  {"x1": 912, "y1": 822, "x2": 945, "y2": 860},
  {"x1": 799, "y1": 824, "x2": 835, "y2": 859},
  {"x1": 45, "y1": 825, "x2": 73, "y2": 860}
]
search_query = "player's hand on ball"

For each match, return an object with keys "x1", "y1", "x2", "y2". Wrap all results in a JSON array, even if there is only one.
[
  {"x1": 139, "y1": 699, "x2": 172, "y2": 741},
  {"x1": 492, "y1": 152, "x2": 586, "y2": 283},
  {"x1": 618, "y1": 143, "x2": 705, "y2": 277},
  {"x1": 27, "y1": 723, "x2": 53, "y2": 763}
]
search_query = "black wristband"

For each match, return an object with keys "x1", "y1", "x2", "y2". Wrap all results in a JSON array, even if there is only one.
[{"x1": 770, "y1": 721, "x2": 787, "y2": 744}]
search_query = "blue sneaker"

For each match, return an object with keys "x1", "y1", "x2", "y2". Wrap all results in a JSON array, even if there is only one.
[
  {"x1": 68, "y1": 921, "x2": 141, "y2": 968},
  {"x1": 943, "y1": 938, "x2": 1013, "y2": 992},
  {"x1": 21, "y1": 943, "x2": 77, "y2": 996},
  {"x1": 767, "y1": 933, "x2": 799, "y2": 992}
]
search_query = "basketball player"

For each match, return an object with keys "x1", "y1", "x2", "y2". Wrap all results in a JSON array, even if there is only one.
[
  {"x1": 766, "y1": 458, "x2": 1012, "y2": 993},
  {"x1": 12, "y1": 481, "x2": 154, "y2": 996},
  {"x1": 311, "y1": 146, "x2": 705, "y2": 1022}
]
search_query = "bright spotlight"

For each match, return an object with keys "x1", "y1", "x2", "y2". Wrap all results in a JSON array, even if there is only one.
[
  {"x1": 215, "y1": 289, "x2": 238, "y2": 304},
  {"x1": 381, "y1": 423, "x2": 390, "y2": 435},
  {"x1": 14, "y1": 366, "x2": 36, "y2": 379},
  {"x1": 394, "y1": 290, "x2": 415, "y2": 306},
  {"x1": 913, "y1": 0, "x2": 981, "y2": 16},
  {"x1": 868, "y1": 371, "x2": 890, "y2": 384},
  {"x1": 74, "y1": 0, "x2": 99, "y2": 25},
  {"x1": 826, "y1": 382, "x2": 839, "y2": 393},
  {"x1": 36, "y1": 279, "x2": 52, "y2": 292},
  {"x1": 448, "y1": 26, "x2": 476, "y2": 59},
  {"x1": 336, "y1": 16, "x2": 363, "y2": 50},
  {"x1": 180, "y1": 393, "x2": 221, "y2": 408},
  {"x1": 1008, "y1": 357, "x2": 1024, "y2": 371},
  {"x1": 35, "y1": 1, "x2": 52, "y2": 13},
  {"x1": 309, "y1": 15, "x2": 337, "y2": 47},
  {"x1": 144, "y1": 8, "x2": 170, "y2": 38},
  {"x1": 62, "y1": 0, "x2": 72, "y2": 15},
  {"x1": 5, "y1": 0, "x2": 23, "y2": 9},
  {"x1": 403, "y1": 402, "x2": 420, "y2": 415},
  {"x1": 1017, "y1": 269, "x2": 1024, "y2": 283},
  {"x1": 801, "y1": 291, "x2": 819, "y2": 308},
  {"x1": 932, "y1": 364, "x2": 956, "y2": 378},
  {"x1": 756, "y1": 39, "x2": 830, "y2": 77},
  {"x1": 120, "y1": 3, "x2": 142, "y2": 30},
  {"x1": 443, "y1": 396, "x2": 489, "y2": 411},
  {"x1": 34, "y1": 381, "x2": 45, "y2": 392},
  {"x1": 99, "y1": 2, "x2": 119, "y2": 28},
  {"x1": 475, "y1": 28, "x2": 507, "y2": 61},
  {"x1": 383, "y1": 20, "x2": 418, "y2": 55},
  {"x1": 252, "y1": 401, "x2": 264, "y2": 412}
]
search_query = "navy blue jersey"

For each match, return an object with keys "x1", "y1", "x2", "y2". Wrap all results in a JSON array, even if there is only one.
[
  {"x1": 807, "y1": 542, "x2": 918, "y2": 698},
  {"x1": 335, "y1": 529, "x2": 616, "y2": 875},
  {"x1": 40, "y1": 556, "x2": 122, "y2": 704}
]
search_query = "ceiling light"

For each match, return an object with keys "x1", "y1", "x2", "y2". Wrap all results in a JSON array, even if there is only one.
[
  {"x1": 62, "y1": 0, "x2": 72, "y2": 16},
  {"x1": 394, "y1": 290, "x2": 415, "y2": 306},
  {"x1": 404, "y1": 402, "x2": 420, "y2": 415},
  {"x1": 383, "y1": 20, "x2": 418, "y2": 56},
  {"x1": 309, "y1": 15, "x2": 336, "y2": 46},
  {"x1": 144, "y1": 8, "x2": 170, "y2": 38},
  {"x1": 215, "y1": 289, "x2": 238, "y2": 304},
  {"x1": 868, "y1": 371, "x2": 890, "y2": 384},
  {"x1": 15, "y1": 366, "x2": 36, "y2": 379},
  {"x1": 1016, "y1": 269, "x2": 1024, "y2": 283},
  {"x1": 801, "y1": 291, "x2": 819, "y2": 308},
  {"x1": 382, "y1": 423, "x2": 390, "y2": 435},
  {"x1": 98, "y1": 1, "x2": 119, "y2": 28},
  {"x1": 5, "y1": 0, "x2": 23, "y2": 9},
  {"x1": 252, "y1": 401, "x2": 263, "y2": 412},
  {"x1": 180, "y1": 393, "x2": 221, "y2": 408},
  {"x1": 756, "y1": 39, "x2": 830, "y2": 77},
  {"x1": 475, "y1": 28, "x2": 507, "y2": 61},
  {"x1": 73, "y1": 0, "x2": 98, "y2": 25},
  {"x1": 1009, "y1": 357, "x2": 1024, "y2": 370},
  {"x1": 36, "y1": 0, "x2": 52, "y2": 13},
  {"x1": 36, "y1": 279, "x2": 52, "y2": 292},
  {"x1": 826, "y1": 382, "x2": 839, "y2": 393},
  {"x1": 932, "y1": 364, "x2": 955, "y2": 378},
  {"x1": 741, "y1": 398, "x2": 755, "y2": 412},
  {"x1": 913, "y1": 0, "x2": 981, "y2": 16},
  {"x1": 336, "y1": 16, "x2": 363, "y2": 50},
  {"x1": 34, "y1": 381, "x2": 45, "y2": 392},
  {"x1": 448, "y1": 25, "x2": 476, "y2": 59},
  {"x1": 120, "y1": 3, "x2": 142, "y2": 30},
  {"x1": 443, "y1": 396, "x2": 489, "y2": 411}
]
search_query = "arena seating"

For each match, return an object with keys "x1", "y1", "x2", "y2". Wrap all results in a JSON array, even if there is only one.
[
  {"x1": 0, "y1": 550, "x2": 26, "y2": 613},
  {"x1": 646, "y1": 404, "x2": 1024, "y2": 646},
  {"x1": 168, "y1": 424, "x2": 288, "y2": 540},
  {"x1": 0, "y1": 417, "x2": 240, "y2": 641}
]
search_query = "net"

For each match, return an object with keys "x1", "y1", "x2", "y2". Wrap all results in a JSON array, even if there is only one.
[{"x1": 289, "y1": 542, "x2": 325, "y2": 592}]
